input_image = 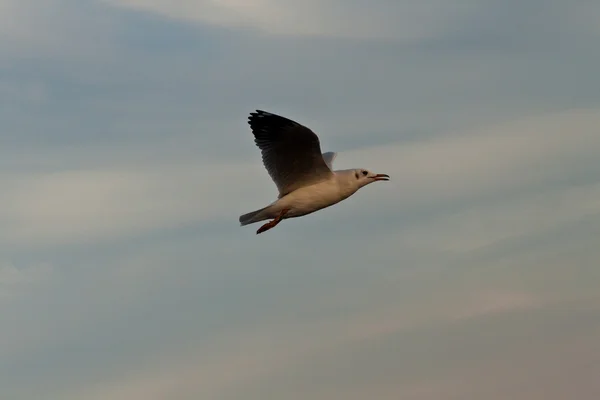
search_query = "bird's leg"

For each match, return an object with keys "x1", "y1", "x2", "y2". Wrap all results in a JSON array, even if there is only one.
[{"x1": 256, "y1": 208, "x2": 290, "y2": 234}]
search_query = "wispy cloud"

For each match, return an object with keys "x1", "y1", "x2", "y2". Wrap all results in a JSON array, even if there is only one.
[
  {"x1": 1, "y1": 1, "x2": 600, "y2": 400},
  {"x1": 56, "y1": 284, "x2": 545, "y2": 400},
  {"x1": 3, "y1": 107, "x2": 599, "y2": 247},
  {"x1": 101, "y1": 0, "x2": 473, "y2": 40},
  {"x1": 0, "y1": 262, "x2": 52, "y2": 298},
  {"x1": 1, "y1": 162, "x2": 266, "y2": 246}
]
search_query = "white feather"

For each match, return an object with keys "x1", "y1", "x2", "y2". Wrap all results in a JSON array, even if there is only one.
[{"x1": 322, "y1": 151, "x2": 337, "y2": 170}]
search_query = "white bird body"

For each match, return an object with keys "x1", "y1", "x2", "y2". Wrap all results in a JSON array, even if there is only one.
[
  {"x1": 239, "y1": 110, "x2": 389, "y2": 234},
  {"x1": 241, "y1": 170, "x2": 362, "y2": 224}
]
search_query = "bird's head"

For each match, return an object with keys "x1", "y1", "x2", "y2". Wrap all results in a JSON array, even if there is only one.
[{"x1": 352, "y1": 168, "x2": 390, "y2": 188}]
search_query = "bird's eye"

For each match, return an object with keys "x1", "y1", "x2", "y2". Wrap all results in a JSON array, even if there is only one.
[{"x1": 362, "y1": 170, "x2": 368, "y2": 176}]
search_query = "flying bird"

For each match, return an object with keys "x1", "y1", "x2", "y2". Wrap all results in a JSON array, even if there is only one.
[{"x1": 239, "y1": 110, "x2": 390, "y2": 234}]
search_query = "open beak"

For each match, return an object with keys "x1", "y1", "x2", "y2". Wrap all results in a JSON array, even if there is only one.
[{"x1": 372, "y1": 173, "x2": 390, "y2": 182}]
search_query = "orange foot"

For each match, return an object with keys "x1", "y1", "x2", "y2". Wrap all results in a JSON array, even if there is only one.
[{"x1": 256, "y1": 209, "x2": 290, "y2": 234}]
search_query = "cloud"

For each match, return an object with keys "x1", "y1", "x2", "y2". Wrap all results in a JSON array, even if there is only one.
[
  {"x1": 56, "y1": 285, "x2": 545, "y2": 400},
  {"x1": 0, "y1": 262, "x2": 52, "y2": 299},
  {"x1": 0, "y1": 0, "x2": 55, "y2": 49},
  {"x1": 0, "y1": 0, "x2": 117, "y2": 57},
  {"x1": 100, "y1": 0, "x2": 600, "y2": 44},
  {"x1": 2, "y1": 2, "x2": 600, "y2": 400},
  {"x1": 100, "y1": 0, "x2": 473, "y2": 40},
  {"x1": 0, "y1": 162, "x2": 267, "y2": 247},
  {"x1": 2, "y1": 107, "x2": 599, "y2": 248},
  {"x1": 391, "y1": 181, "x2": 600, "y2": 253},
  {"x1": 0, "y1": 79, "x2": 48, "y2": 105},
  {"x1": 50, "y1": 279, "x2": 597, "y2": 400},
  {"x1": 311, "y1": 107, "x2": 600, "y2": 241}
]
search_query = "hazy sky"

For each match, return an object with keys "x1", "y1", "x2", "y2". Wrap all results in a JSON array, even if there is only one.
[{"x1": 1, "y1": 1, "x2": 600, "y2": 399}]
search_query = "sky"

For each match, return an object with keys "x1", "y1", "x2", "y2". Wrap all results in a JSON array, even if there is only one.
[{"x1": 1, "y1": 1, "x2": 600, "y2": 399}]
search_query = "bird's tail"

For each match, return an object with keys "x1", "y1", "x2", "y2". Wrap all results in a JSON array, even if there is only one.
[{"x1": 239, "y1": 206, "x2": 269, "y2": 226}]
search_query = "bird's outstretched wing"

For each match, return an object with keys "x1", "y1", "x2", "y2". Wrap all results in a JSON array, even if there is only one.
[{"x1": 248, "y1": 110, "x2": 334, "y2": 197}]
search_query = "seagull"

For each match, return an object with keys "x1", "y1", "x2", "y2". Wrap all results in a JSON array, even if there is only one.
[{"x1": 239, "y1": 110, "x2": 390, "y2": 234}]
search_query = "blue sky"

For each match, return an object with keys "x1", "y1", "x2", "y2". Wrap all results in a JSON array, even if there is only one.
[{"x1": 1, "y1": 1, "x2": 600, "y2": 399}]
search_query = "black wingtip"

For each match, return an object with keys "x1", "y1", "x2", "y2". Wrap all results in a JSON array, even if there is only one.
[
  {"x1": 248, "y1": 110, "x2": 271, "y2": 120},
  {"x1": 248, "y1": 110, "x2": 266, "y2": 124},
  {"x1": 248, "y1": 110, "x2": 299, "y2": 131}
]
